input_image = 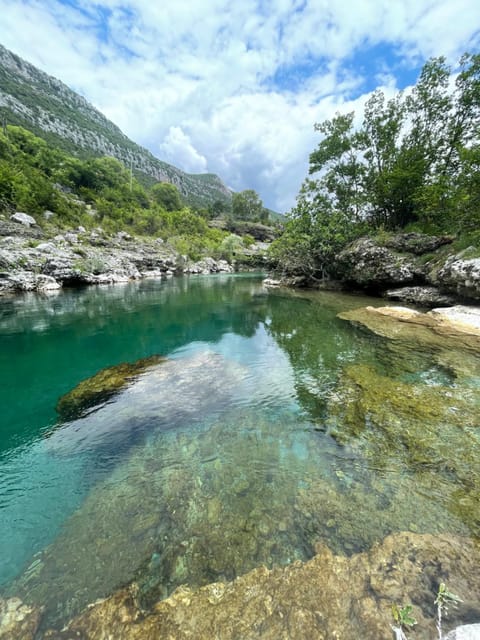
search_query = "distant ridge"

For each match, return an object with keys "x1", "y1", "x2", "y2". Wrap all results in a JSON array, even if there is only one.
[{"x1": 0, "y1": 43, "x2": 232, "y2": 208}]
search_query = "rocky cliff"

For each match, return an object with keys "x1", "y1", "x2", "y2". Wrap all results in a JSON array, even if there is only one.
[{"x1": 0, "y1": 44, "x2": 231, "y2": 208}]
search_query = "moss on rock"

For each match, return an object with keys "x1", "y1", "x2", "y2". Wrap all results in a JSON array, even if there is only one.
[{"x1": 55, "y1": 355, "x2": 165, "y2": 420}]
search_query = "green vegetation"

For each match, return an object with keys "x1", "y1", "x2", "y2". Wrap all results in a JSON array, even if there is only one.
[
  {"x1": 391, "y1": 583, "x2": 462, "y2": 640},
  {"x1": 0, "y1": 43, "x2": 233, "y2": 210},
  {"x1": 391, "y1": 603, "x2": 417, "y2": 639},
  {"x1": 271, "y1": 53, "x2": 480, "y2": 278},
  {"x1": 0, "y1": 125, "x2": 235, "y2": 258},
  {"x1": 232, "y1": 189, "x2": 269, "y2": 223}
]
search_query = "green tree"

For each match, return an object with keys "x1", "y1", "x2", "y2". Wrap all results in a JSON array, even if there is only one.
[
  {"x1": 232, "y1": 189, "x2": 264, "y2": 221},
  {"x1": 272, "y1": 52, "x2": 480, "y2": 279},
  {"x1": 150, "y1": 182, "x2": 183, "y2": 211}
]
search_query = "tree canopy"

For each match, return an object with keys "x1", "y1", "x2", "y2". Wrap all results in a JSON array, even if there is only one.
[
  {"x1": 271, "y1": 52, "x2": 480, "y2": 278},
  {"x1": 232, "y1": 189, "x2": 269, "y2": 223}
]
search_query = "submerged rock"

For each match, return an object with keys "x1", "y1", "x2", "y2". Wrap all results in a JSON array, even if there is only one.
[
  {"x1": 55, "y1": 355, "x2": 165, "y2": 420},
  {"x1": 41, "y1": 532, "x2": 480, "y2": 640},
  {"x1": 338, "y1": 305, "x2": 480, "y2": 377},
  {"x1": 0, "y1": 596, "x2": 41, "y2": 640},
  {"x1": 47, "y1": 351, "x2": 246, "y2": 455}
]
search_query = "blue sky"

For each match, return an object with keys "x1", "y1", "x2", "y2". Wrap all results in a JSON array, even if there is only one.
[{"x1": 0, "y1": 0, "x2": 479, "y2": 211}]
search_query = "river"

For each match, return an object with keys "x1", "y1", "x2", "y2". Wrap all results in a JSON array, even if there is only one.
[{"x1": 1, "y1": 274, "x2": 479, "y2": 634}]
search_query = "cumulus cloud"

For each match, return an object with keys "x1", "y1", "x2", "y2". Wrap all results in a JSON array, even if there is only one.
[
  {"x1": 0, "y1": 0, "x2": 478, "y2": 211},
  {"x1": 158, "y1": 126, "x2": 208, "y2": 174}
]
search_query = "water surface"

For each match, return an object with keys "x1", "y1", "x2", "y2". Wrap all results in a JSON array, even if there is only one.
[{"x1": 1, "y1": 274, "x2": 479, "y2": 631}]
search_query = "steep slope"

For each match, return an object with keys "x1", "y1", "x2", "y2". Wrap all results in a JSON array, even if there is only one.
[{"x1": 0, "y1": 44, "x2": 231, "y2": 208}]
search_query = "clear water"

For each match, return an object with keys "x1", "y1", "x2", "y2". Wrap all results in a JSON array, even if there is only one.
[{"x1": 1, "y1": 274, "x2": 479, "y2": 631}]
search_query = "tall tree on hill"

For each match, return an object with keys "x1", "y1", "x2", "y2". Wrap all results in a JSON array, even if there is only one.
[{"x1": 232, "y1": 189, "x2": 266, "y2": 222}]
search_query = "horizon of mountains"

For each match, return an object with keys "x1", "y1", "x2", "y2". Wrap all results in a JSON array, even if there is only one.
[{"x1": 0, "y1": 43, "x2": 233, "y2": 209}]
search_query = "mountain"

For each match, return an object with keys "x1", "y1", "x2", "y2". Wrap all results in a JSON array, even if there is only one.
[{"x1": 0, "y1": 44, "x2": 231, "y2": 208}]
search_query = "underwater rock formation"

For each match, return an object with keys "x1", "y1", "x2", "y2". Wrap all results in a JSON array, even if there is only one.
[
  {"x1": 0, "y1": 596, "x2": 41, "y2": 640},
  {"x1": 55, "y1": 355, "x2": 165, "y2": 419},
  {"x1": 39, "y1": 533, "x2": 480, "y2": 640},
  {"x1": 46, "y1": 351, "x2": 245, "y2": 455}
]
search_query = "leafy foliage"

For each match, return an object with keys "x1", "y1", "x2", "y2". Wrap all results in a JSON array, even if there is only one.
[
  {"x1": 232, "y1": 189, "x2": 269, "y2": 223},
  {"x1": 272, "y1": 52, "x2": 480, "y2": 278},
  {"x1": 0, "y1": 125, "x2": 237, "y2": 258}
]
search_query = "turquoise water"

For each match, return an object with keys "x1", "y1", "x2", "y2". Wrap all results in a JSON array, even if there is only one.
[{"x1": 1, "y1": 274, "x2": 479, "y2": 631}]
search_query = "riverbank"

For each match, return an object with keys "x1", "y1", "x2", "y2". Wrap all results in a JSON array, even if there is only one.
[
  {"x1": 0, "y1": 218, "x2": 270, "y2": 296},
  {"x1": 268, "y1": 232, "x2": 480, "y2": 308}
]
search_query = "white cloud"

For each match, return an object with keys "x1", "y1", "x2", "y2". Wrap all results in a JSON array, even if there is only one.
[
  {"x1": 158, "y1": 126, "x2": 208, "y2": 174},
  {"x1": 0, "y1": 0, "x2": 478, "y2": 211}
]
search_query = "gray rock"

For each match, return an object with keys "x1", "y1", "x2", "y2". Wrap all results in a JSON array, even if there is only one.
[
  {"x1": 384, "y1": 232, "x2": 453, "y2": 255},
  {"x1": 35, "y1": 274, "x2": 61, "y2": 291},
  {"x1": 43, "y1": 210, "x2": 55, "y2": 220},
  {"x1": 445, "y1": 624, "x2": 480, "y2": 639},
  {"x1": 437, "y1": 257, "x2": 480, "y2": 300},
  {"x1": 385, "y1": 286, "x2": 456, "y2": 308},
  {"x1": 64, "y1": 232, "x2": 79, "y2": 244},
  {"x1": 263, "y1": 278, "x2": 282, "y2": 287},
  {"x1": 35, "y1": 242, "x2": 57, "y2": 253},
  {"x1": 335, "y1": 238, "x2": 419, "y2": 288},
  {"x1": 10, "y1": 212, "x2": 36, "y2": 227}
]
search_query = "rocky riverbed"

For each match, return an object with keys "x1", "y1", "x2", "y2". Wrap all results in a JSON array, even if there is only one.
[{"x1": 2, "y1": 531, "x2": 480, "y2": 639}]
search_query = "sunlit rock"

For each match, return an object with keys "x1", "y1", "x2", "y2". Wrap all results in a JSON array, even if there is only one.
[
  {"x1": 0, "y1": 596, "x2": 41, "y2": 640},
  {"x1": 437, "y1": 256, "x2": 480, "y2": 300},
  {"x1": 338, "y1": 305, "x2": 480, "y2": 377},
  {"x1": 41, "y1": 533, "x2": 480, "y2": 640},
  {"x1": 10, "y1": 212, "x2": 37, "y2": 227}
]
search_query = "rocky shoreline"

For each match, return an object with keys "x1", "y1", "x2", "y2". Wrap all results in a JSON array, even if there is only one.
[
  {"x1": 269, "y1": 232, "x2": 480, "y2": 308},
  {"x1": 2, "y1": 532, "x2": 480, "y2": 639},
  {"x1": 0, "y1": 217, "x2": 245, "y2": 296}
]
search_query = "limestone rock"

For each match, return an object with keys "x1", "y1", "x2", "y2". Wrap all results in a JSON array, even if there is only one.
[
  {"x1": 10, "y1": 212, "x2": 37, "y2": 227},
  {"x1": 41, "y1": 533, "x2": 480, "y2": 640},
  {"x1": 384, "y1": 232, "x2": 454, "y2": 255},
  {"x1": 0, "y1": 596, "x2": 41, "y2": 640},
  {"x1": 55, "y1": 355, "x2": 164, "y2": 420},
  {"x1": 445, "y1": 624, "x2": 480, "y2": 639},
  {"x1": 385, "y1": 286, "x2": 457, "y2": 307},
  {"x1": 263, "y1": 277, "x2": 282, "y2": 287},
  {"x1": 437, "y1": 256, "x2": 480, "y2": 300},
  {"x1": 185, "y1": 257, "x2": 234, "y2": 274},
  {"x1": 335, "y1": 238, "x2": 419, "y2": 289}
]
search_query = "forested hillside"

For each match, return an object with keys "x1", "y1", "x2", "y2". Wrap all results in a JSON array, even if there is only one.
[{"x1": 0, "y1": 43, "x2": 231, "y2": 209}]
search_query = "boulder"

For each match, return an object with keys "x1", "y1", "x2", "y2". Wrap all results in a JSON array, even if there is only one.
[
  {"x1": 437, "y1": 256, "x2": 480, "y2": 300},
  {"x1": 384, "y1": 232, "x2": 454, "y2": 255},
  {"x1": 385, "y1": 286, "x2": 456, "y2": 307},
  {"x1": 10, "y1": 212, "x2": 37, "y2": 227},
  {"x1": 36, "y1": 275, "x2": 61, "y2": 291},
  {"x1": 335, "y1": 238, "x2": 419, "y2": 290}
]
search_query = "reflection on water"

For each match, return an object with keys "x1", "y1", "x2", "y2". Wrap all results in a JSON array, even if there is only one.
[{"x1": 1, "y1": 275, "x2": 480, "y2": 632}]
